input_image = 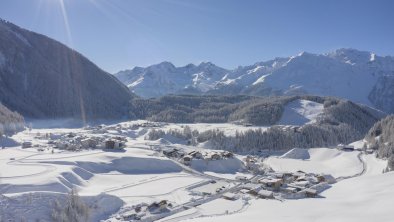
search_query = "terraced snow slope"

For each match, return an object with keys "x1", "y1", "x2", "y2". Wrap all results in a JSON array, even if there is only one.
[{"x1": 0, "y1": 145, "x2": 204, "y2": 220}]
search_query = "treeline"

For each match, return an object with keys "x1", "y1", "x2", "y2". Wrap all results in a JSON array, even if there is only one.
[
  {"x1": 132, "y1": 94, "x2": 336, "y2": 125},
  {"x1": 146, "y1": 99, "x2": 381, "y2": 153},
  {"x1": 146, "y1": 126, "x2": 199, "y2": 145},
  {"x1": 365, "y1": 115, "x2": 394, "y2": 170},
  {"x1": 0, "y1": 103, "x2": 25, "y2": 136}
]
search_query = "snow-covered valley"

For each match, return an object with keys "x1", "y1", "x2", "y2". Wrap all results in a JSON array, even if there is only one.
[{"x1": 0, "y1": 120, "x2": 390, "y2": 221}]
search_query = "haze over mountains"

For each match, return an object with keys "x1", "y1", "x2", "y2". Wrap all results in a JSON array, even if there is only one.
[
  {"x1": 0, "y1": 19, "x2": 134, "y2": 120},
  {"x1": 115, "y1": 49, "x2": 394, "y2": 113}
]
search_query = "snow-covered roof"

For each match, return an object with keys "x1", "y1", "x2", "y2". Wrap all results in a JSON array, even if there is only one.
[{"x1": 258, "y1": 190, "x2": 273, "y2": 197}]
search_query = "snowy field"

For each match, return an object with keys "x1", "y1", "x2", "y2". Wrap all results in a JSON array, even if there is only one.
[
  {"x1": 265, "y1": 148, "x2": 364, "y2": 178},
  {"x1": 0, "y1": 120, "x2": 391, "y2": 221}
]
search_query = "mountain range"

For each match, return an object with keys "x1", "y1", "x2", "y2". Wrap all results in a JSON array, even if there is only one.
[
  {"x1": 1, "y1": 17, "x2": 393, "y2": 121},
  {"x1": 115, "y1": 49, "x2": 394, "y2": 113},
  {"x1": 0, "y1": 19, "x2": 134, "y2": 120}
]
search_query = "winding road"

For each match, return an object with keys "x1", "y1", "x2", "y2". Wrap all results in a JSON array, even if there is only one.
[{"x1": 336, "y1": 152, "x2": 367, "y2": 181}]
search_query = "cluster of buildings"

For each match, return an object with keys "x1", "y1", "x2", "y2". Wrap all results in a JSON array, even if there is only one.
[
  {"x1": 35, "y1": 132, "x2": 128, "y2": 151},
  {"x1": 21, "y1": 124, "x2": 133, "y2": 152},
  {"x1": 117, "y1": 200, "x2": 172, "y2": 221},
  {"x1": 84, "y1": 121, "x2": 166, "y2": 135},
  {"x1": 21, "y1": 132, "x2": 54, "y2": 150},
  {"x1": 21, "y1": 121, "x2": 170, "y2": 153},
  {"x1": 161, "y1": 147, "x2": 234, "y2": 165},
  {"x1": 86, "y1": 123, "x2": 134, "y2": 134},
  {"x1": 53, "y1": 133, "x2": 127, "y2": 151},
  {"x1": 244, "y1": 155, "x2": 262, "y2": 172},
  {"x1": 236, "y1": 170, "x2": 335, "y2": 200},
  {"x1": 131, "y1": 121, "x2": 167, "y2": 128},
  {"x1": 189, "y1": 180, "x2": 232, "y2": 196}
]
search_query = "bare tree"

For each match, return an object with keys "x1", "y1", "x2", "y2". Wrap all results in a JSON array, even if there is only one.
[{"x1": 51, "y1": 188, "x2": 90, "y2": 222}]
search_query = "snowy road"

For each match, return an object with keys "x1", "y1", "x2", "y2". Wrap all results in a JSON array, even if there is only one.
[{"x1": 336, "y1": 152, "x2": 367, "y2": 181}]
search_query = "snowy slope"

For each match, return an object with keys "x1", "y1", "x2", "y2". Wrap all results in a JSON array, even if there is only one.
[
  {"x1": 115, "y1": 49, "x2": 394, "y2": 113},
  {"x1": 190, "y1": 158, "x2": 245, "y2": 174},
  {"x1": 248, "y1": 51, "x2": 377, "y2": 105},
  {"x1": 277, "y1": 99, "x2": 324, "y2": 126},
  {"x1": 265, "y1": 148, "x2": 364, "y2": 178}
]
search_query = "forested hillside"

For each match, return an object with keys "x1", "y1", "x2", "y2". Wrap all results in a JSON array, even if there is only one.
[
  {"x1": 365, "y1": 115, "x2": 394, "y2": 170},
  {"x1": 145, "y1": 96, "x2": 383, "y2": 152},
  {"x1": 132, "y1": 95, "x2": 330, "y2": 124},
  {"x1": 0, "y1": 19, "x2": 133, "y2": 120},
  {"x1": 0, "y1": 103, "x2": 24, "y2": 136}
]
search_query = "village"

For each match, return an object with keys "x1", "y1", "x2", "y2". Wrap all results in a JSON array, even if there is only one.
[
  {"x1": 18, "y1": 122, "x2": 154, "y2": 152},
  {"x1": 111, "y1": 149, "x2": 338, "y2": 221},
  {"x1": 160, "y1": 146, "x2": 336, "y2": 199},
  {"x1": 105, "y1": 141, "x2": 339, "y2": 221},
  {"x1": 8, "y1": 121, "x2": 366, "y2": 222}
]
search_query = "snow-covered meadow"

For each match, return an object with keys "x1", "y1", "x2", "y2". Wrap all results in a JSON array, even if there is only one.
[{"x1": 0, "y1": 119, "x2": 390, "y2": 221}]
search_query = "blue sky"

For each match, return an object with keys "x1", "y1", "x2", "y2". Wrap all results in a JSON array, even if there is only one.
[{"x1": 0, "y1": 0, "x2": 393, "y2": 73}]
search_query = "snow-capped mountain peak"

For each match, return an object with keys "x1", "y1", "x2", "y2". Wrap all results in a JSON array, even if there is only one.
[
  {"x1": 114, "y1": 61, "x2": 229, "y2": 98},
  {"x1": 115, "y1": 49, "x2": 394, "y2": 113},
  {"x1": 327, "y1": 48, "x2": 376, "y2": 65}
]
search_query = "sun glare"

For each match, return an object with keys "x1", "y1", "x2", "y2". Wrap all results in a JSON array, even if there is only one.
[{"x1": 58, "y1": 0, "x2": 73, "y2": 47}]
